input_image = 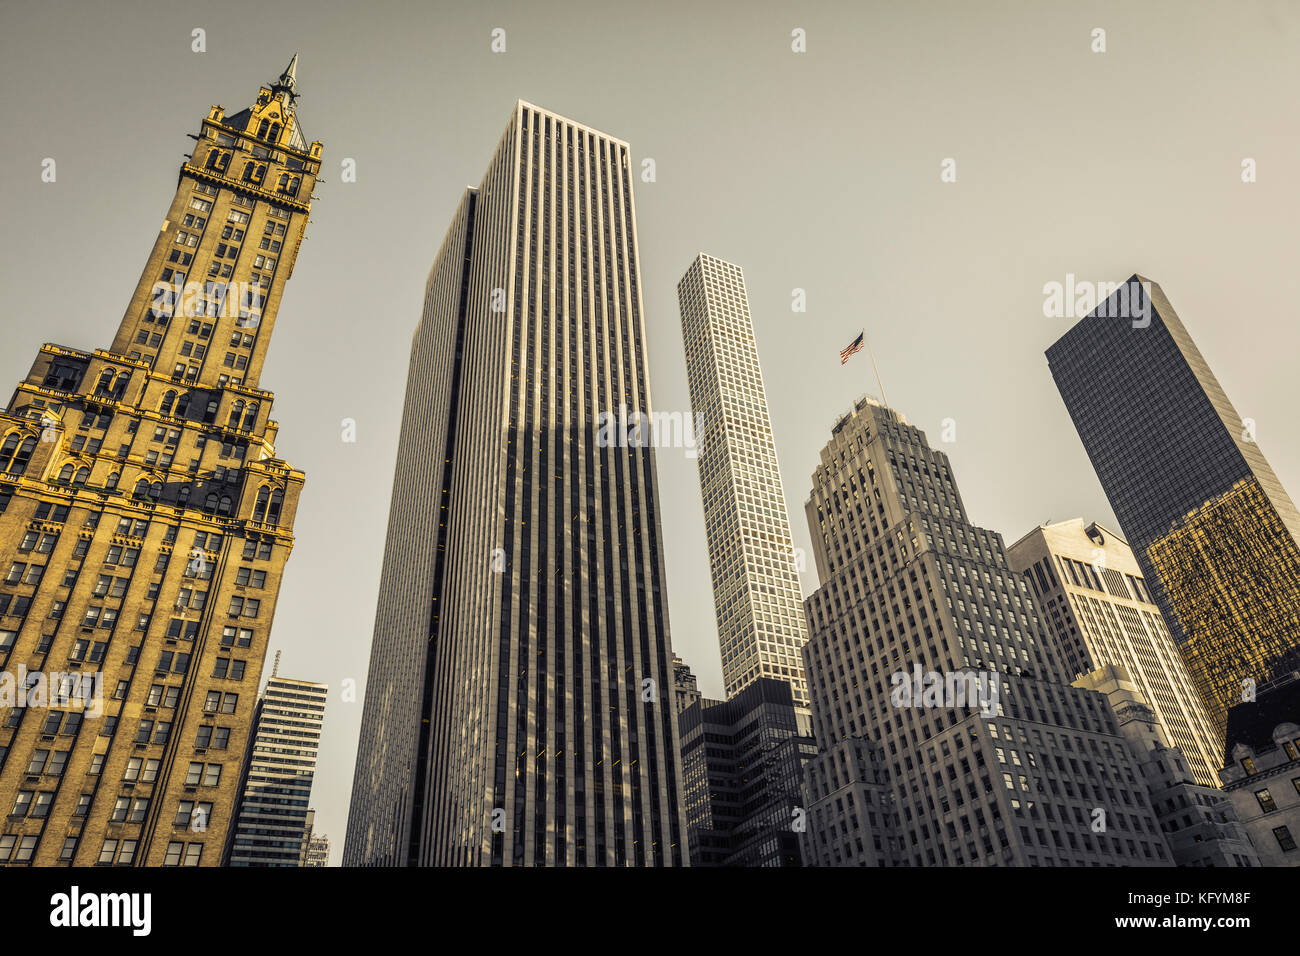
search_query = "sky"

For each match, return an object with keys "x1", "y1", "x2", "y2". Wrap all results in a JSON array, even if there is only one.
[{"x1": 2, "y1": 0, "x2": 1299, "y2": 865}]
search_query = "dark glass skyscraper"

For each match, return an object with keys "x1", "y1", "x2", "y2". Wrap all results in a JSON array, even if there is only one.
[
  {"x1": 1047, "y1": 275, "x2": 1300, "y2": 735},
  {"x1": 344, "y1": 102, "x2": 687, "y2": 867}
]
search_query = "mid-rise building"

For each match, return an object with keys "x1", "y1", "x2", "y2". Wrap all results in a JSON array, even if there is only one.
[
  {"x1": 672, "y1": 656, "x2": 701, "y2": 714},
  {"x1": 800, "y1": 397, "x2": 1172, "y2": 866},
  {"x1": 1074, "y1": 665, "x2": 1257, "y2": 867},
  {"x1": 1047, "y1": 276, "x2": 1300, "y2": 735},
  {"x1": 678, "y1": 677, "x2": 815, "y2": 866},
  {"x1": 297, "y1": 808, "x2": 315, "y2": 865},
  {"x1": 0, "y1": 58, "x2": 319, "y2": 866},
  {"x1": 225, "y1": 672, "x2": 327, "y2": 866},
  {"x1": 677, "y1": 254, "x2": 810, "y2": 711},
  {"x1": 344, "y1": 102, "x2": 686, "y2": 867},
  {"x1": 302, "y1": 830, "x2": 330, "y2": 867},
  {"x1": 1008, "y1": 519, "x2": 1222, "y2": 787},
  {"x1": 1218, "y1": 675, "x2": 1300, "y2": 866}
]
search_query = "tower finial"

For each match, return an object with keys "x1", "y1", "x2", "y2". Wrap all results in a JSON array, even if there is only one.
[{"x1": 274, "y1": 54, "x2": 299, "y2": 100}]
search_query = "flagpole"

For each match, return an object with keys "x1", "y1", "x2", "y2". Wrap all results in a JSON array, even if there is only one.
[{"x1": 864, "y1": 330, "x2": 889, "y2": 408}]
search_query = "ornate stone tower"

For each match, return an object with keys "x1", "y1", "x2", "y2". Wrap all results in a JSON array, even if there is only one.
[{"x1": 0, "y1": 57, "x2": 320, "y2": 866}]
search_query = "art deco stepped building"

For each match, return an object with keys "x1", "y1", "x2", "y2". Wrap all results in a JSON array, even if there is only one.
[
  {"x1": 1047, "y1": 276, "x2": 1300, "y2": 736},
  {"x1": 1008, "y1": 519, "x2": 1222, "y2": 787},
  {"x1": 0, "y1": 58, "x2": 320, "y2": 866},
  {"x1": 225, "y1": 670, "x2": 327, "y2": 866},
  {"x1": 801, "y1": 398, "x2": 1171, "y2": 866},
  {"x1": 677, "y1": 254, "x2": 810, "y2": 712},
  {"x1": 345, "y1": 102, "x2": 686, "y2": 867}
]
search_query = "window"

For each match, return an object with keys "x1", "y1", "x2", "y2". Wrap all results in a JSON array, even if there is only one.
[
  {"x1": 98, "y1": 839, "x2": 119, "y2": 864},
  {"x1": 13, "y1": 836, "x2": 37, "y2": 862},
  {"x1": 1256, "y1": 789, "x2": 1278, "y2": 813},
  {"x1": 163, "y1": 841, "x2": 184, "y2": 866},
  {"x1": 220, "y1": 692, "x2": 238, "y2": 714},
  {"x1": 1274, "y1": 826, "x2": 1297, "y2": 852},
  {"x1": 26, "y1": 749, "x2": 48, "y2": 774},
  {"x1": 31, "y1": 792, "x2": 53, "y2": 818},
  {"x1": 235, "y1": 567, "x2": 267, "y2": 588},
  {"x1": 110, "y1": 796, "x2": 130, "y2": 822}
]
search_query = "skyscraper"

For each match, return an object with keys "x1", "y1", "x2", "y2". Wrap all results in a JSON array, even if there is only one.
[
  {"x1": 801, "y1": 398, "x2": 1172, "y2": 866},
  {"x1": 1047, "y1": 275, "x2": 1300, "y2": 736},
  {"x1": 345, "y1": 102, "x2": 687, "y2": 867},
  {"x1": 1008, "y1": 519, "x2": 1222, "y2": 787},
  {"x1": 225, "y1": 672, "x2": 327, "y2": 866},
  {"x1": 0, "y1": 58, "x2": 320, "y2": 866},
  {"x1": 677, "y1": 677, "x2": 815, "y2": 866},
  {"x1": 677, "y1": 254, "x2": 810, "y2": 711}
]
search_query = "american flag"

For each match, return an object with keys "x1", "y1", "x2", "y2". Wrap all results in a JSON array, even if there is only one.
[{"x1": 840, "y1": 331, "x2": 865, "y2": 365}]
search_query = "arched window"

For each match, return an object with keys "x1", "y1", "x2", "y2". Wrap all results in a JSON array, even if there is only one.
[
  {"x1": 243, "y1": 162, "x2": 255, "y2": 182},
  {"x1": 134, "y1": 479, "x2": 150, "y2": 499},
  {"x1": 113, "y1": 373, "x2": 129, "y2": 398},
  {"x1": 58, "y1": 464, "x2": 74, "y2": 484},
  {"x1": 73, "y1": 467, "x2": 90, "y2": 487},
  {"x1": 253, "y1": 486, "x2": 270, "y2": 522},
  {"x1": 3, "y1": 437, "x2": 36, "y2": 476},
  {"x1": 160, "y1": 390, "x2": 177, "y2": 416},
  {"x1": 277, "y1": 174, "x2": 290, "y2": 192},
  {"x1": 287, "y1": 177, "x2": 300, "y2": 197},
  {"x1": 205, "y1": 492, "x2": 219, "y2": 513},
  {"x1": 176, "y1": 393, "x2": 191, "y2": 418},
  {"x1": 269, "y1": 123, "x2": 281, "y2": 142},
  {"x1": 204, "y1": 400, "x2": 218, "y2": 424},
  {"x1": 205, "y1": 149, "x2": 221, "y2": 170},
  {"x1": 0, "y1": 434, "x2": 17, "y2": 471},
  {"x1": 105, "y1": 472, "x2": 120, "y2": 491},
  {"x1": 150, "y1": 482, "x2": 163, "y2": 502},
  {"x1": 267, "y1": 489, "x2": 284, "y2": 524},
  {"x1": 178, "y1": 486, "x2": 190, "y2": 507},
  {"x1": 228, "y1": 401, "x2": 245, "y2": 430},
  {"x1": 95, "y1": 370, "x2": 115, "y2": 396},
  {"x1": 218, "y1": 495, "x2": 232, "y2": 516},
  {"x1": 257, "y1": 119, "x2": 270, "y2": 140},
  {"x1": 254, "y1": 164, "x2": 266, "y2": 183},
  {"x1": 242, "y1": 403, "x2": 258, "y2": 431}
]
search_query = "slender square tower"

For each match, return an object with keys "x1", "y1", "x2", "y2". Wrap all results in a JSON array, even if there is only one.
[
  {"x1": 0, "y1": 58, "x2": 320, "y2": 866},
  {"x1": 677, "y1": 254, "x2": 811, "y2": 711},
  {"x1": 1047, "y1": 276, "x2": 1300, "y2": 736},
  {"x1": 345, "y1": 102, "x2": 687, "y2": 867}
]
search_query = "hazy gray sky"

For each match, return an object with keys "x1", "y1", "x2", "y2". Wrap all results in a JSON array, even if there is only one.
[{"x1": 3, "y1": 0, "x2": 1298, "y2": 864}]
